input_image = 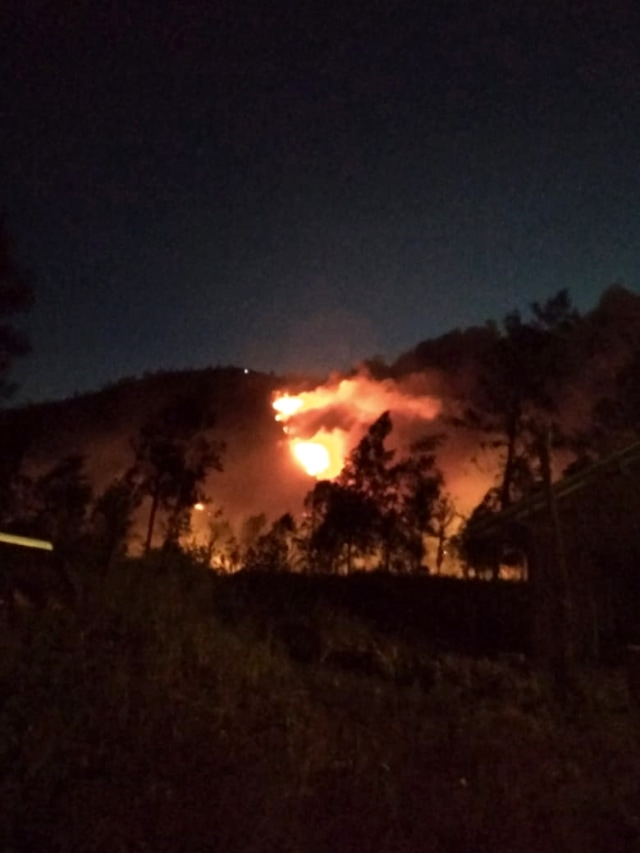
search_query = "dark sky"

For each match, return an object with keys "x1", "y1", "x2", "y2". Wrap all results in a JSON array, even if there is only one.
[{"x1": 3, "y1": 0, "x2": 640, "y2": 402}]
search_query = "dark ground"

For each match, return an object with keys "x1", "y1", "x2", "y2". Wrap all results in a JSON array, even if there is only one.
[{"x1": 1, "y1": 555, "x2": 639, "y2": 852}]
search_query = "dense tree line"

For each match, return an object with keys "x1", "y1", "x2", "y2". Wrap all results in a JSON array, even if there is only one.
[
  {"x1": 0, "y1": 403, "x2": 446, "y2": 576},
  {"x1": 455, "y1": 290, "x2": 619, "y2": 576},
  {"x1": 241, "y1": 412, "x2": 443, "y2": 574}
]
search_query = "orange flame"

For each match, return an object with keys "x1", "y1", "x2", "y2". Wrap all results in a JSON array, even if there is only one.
[
  {"x1": 273, "y1": 392, "x2": 347, "y2": 478},
  {"x1": 272, "y1": 373, "x2": 496, "y2": 532},
  {"x1": 292, "y1": 440, "x2": 330, "y2": 477},
  {"x1": 273, "y1": 374, "x2": 442, "y2": 481},
  {"x1": 273, "y1": 394, "x2": 304, "y2": 421}
]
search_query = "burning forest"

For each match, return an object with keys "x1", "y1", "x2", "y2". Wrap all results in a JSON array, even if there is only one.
[
  {"x1": 1, "y1": 285, "x2": 640, "y2": 577},
  {"x1": 272, "y1": 374, "x2": 442, "y2": 479}
]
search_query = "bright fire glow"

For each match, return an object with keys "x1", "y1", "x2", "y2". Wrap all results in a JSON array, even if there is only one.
[
  {"x1": 292, "y1": 441, "x2": 330, "y2": 476},
  {"x1": 273, "y1": 395, "x2": 304, "y2": 420}
]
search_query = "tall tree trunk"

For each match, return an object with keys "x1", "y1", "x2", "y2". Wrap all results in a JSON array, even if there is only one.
[
  {"x1": 493, "y1": 405, "x2": 522, "y2": 581},
  {"x1": 144, "y1": 490, "x2": 160, "y2": 553},
  {"x1": 435, "y1": 520, "x2": 447, "y2": 574},
  {"x1": 499, "y1": 404, "x2": 520, "y2": 510}
]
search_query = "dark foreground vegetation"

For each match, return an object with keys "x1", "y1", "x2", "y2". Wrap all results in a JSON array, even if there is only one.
[{"x1": 2, "y1": 554, "x2": 640, "y2": 853}]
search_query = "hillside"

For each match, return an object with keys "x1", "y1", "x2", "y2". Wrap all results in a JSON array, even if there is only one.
[
  {"x1": 2, "y1": 285, "x2": 640, "y2": 559},
  {"x1": 1, "y1": 367, "x2": 318, "y2": 548}
]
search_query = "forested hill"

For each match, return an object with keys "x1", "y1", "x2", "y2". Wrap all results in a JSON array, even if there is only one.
[
  {"x1": 0, "y1": 367, "x2": 317, "y2": 531},
  {"x1": 2, "y1": 285, "x2": 640, "y2": 553},
  {"x1": 6, "y1": 367, "x2": 281, "y2": 465}
]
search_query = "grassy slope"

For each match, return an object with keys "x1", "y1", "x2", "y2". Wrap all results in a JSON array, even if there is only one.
[{"x1": 1, "y1": 556, "x2": 639, "y2": 853}]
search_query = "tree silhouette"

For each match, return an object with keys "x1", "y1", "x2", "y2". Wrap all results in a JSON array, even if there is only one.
[
  {"x1": 24, "y1": 454, "x2": 93, "y2": 550},
  {"x1": 305, "y1": 479, "x2": 378, "y2": 573},
  {"x1": 590, "y1": 345, "x2": 640, "y2": 452},
  {"x1": 304, "y1": 412, "x2": 442, "y2": 573},
  {"x1": 90, "y1": 476, "x2": 142, "y2": 571},
  {"x1": 387, "y1": 435, "x2": 443, "y2": 572},
  {"x1": 465, "y1": 290, "x2": 580, "y2": 511},
  {"x1": 432, "y1": 494, "x2": 458, "y2": 574},
  {"x1": 244, "y1": 513, "x2": 298, "y2": 572},
  {"x1": 129, "y1": 395, "x2": 224, "y2": 551}
]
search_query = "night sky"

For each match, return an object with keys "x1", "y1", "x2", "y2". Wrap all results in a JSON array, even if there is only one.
[{"x1": 3, "y1": 0, "x2": 640, "y2": 403}]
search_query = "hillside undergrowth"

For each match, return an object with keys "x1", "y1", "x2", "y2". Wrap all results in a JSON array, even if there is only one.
[{"x1": 1, "y1": 555, "x2": 639, "y2": 852}]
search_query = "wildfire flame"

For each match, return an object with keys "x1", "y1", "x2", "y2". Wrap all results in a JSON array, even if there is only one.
[
  {"x1": 272, "y1": 374, "x2": 443, "y2": 480},
  {"x1": 273, "y1": 392, "x2": 346, "y2": 478},
  {"x1": 271, "y1": 372, "x2": 493, "y2": 519},
  {"x1": 273, "y1": 394, "x2": 304, "y2": 421},
  {"x1": 292, "y1": 440, "x2": 330, "y2": 477}
]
